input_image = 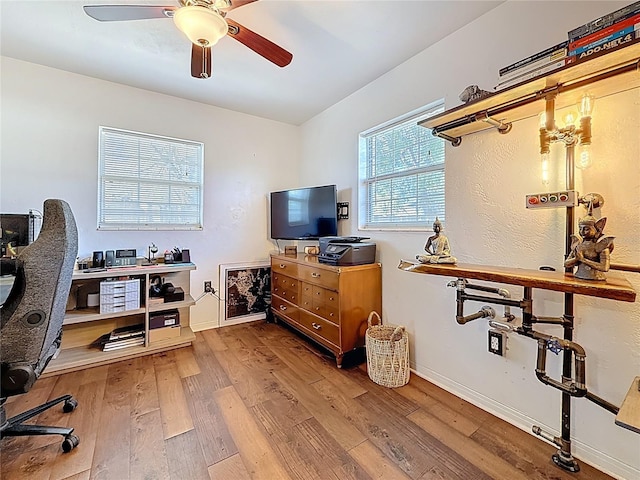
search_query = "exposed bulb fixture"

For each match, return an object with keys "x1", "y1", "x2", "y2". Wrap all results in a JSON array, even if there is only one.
[
  {"x1": 579, "y1": 93, "x2": 595, "y2": 118},
  {"x1": 173, "y1": 5, "x2": 228, "y2": 47},
  {"x1": 541, "y1": 152, "x2": 550, "y2": 185},
  {"x1": 576, "y1": 143, "x2": 592, "y2": 169},
  {"x1": 538, "y1": 93, "x2": 595, "y2": 183}
]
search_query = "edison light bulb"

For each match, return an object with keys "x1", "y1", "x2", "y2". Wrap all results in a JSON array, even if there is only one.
[
  {"x1": 541, "y1": 152, "x2": 550, "y2": 185},
  {"x1": 539, "y1": 112, "x2": 547, "y2": 129},
  {"x1": 579, "y1": 93, "x2": 595, "y2": 118},
  {"x1": 577, "y1": 143, "x2": 592, "y2": 169},
  {"x1": 562, "y1": 111, "x2": 578, "y2": 128}
]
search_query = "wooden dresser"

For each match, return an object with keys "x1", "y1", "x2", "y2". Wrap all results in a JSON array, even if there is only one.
[{"x1": 270, "y1": 253, "x2": 381, "y2": 367}]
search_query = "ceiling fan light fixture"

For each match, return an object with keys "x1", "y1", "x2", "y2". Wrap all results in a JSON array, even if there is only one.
[{"x1": 173, "y1": 6, "x2": 228, "y2": 47}]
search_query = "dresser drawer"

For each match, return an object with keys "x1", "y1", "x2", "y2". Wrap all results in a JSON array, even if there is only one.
[
  {"x1": 299, "y1": 265, "x2": 339, "y2": 290},
  {"x1": 272, "y1": 296, "x2": 299, "y2": 322},
  {"x1": 271, "y1": 258, "x2": 299, "y2": 278},
  {"x1": 299, "y1": 311, "x2": 339, "y2": 346},
  {"x1": 277, "y1": 285, "x2": 299, "y2": 305}
]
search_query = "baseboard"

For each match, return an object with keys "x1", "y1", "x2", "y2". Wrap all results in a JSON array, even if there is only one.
[
  {"x1": 190, "y1": 320, "x2": 218, "y2": 332},
  {"x1": 411, "y1": 366, "x2": 639, "y2": 480}
]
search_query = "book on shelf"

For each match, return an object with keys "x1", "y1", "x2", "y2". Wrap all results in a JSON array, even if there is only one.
[
  {"x1": 568, "y1": 1, "x2": 640, "y2": 41},
  {"x1": 102, "y1": 335, "x2": 145, "y2": 351},
  {"x1": 109, "y1": 323, "x2": 145, "y2": 341},
  {"x1": 568, "y1": 13, "x2": 640, "y2": 52},
  {"x1": 498, "y1": 40, "x2": 568, "y2": 77},
  {"x1": 566, "y1": 31, "x2": 640, "y2": 65},
  {"x1": 494, "y1": 59, "x2": 567, "y2": 91},
  {"x1": 569, "y1": 24, "x2": 639, "y2": 57},
  {"x1": 497, "y1": 57, "x2": 567, "y2": 84}
]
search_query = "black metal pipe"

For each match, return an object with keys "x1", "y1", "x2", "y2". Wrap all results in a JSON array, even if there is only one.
[
  {"x1": 460, "y1": 292, "x2": 522, "y2": 308},
  {"x1": 585, "y1": 392, "x2": 620, "y2": 415},
  {"x1": 464, "y1": 282, "x2": 504, "y2": 294}
]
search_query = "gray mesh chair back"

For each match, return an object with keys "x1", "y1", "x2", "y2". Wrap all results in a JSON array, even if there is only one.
[{"x1": 0, "y1": 199, "x2": 80, "y2": 453}]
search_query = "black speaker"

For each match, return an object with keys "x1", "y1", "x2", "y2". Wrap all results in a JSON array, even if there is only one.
[
  {"x1": 92, "y1": 251, "x2": 104, "y2": 268},
  {"x1": 105, "y1": 250, "x2": 115, "y2": 267}
]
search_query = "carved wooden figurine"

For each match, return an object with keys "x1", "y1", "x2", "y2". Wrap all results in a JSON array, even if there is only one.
[{"x1": 564, "y1": 212, "x2": 614, "y2": 281}]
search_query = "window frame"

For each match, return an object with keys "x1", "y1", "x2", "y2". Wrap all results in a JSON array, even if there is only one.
[
  {"x1": 97, "y1": 126, "x2": 204, "y2": 231},
  {"x1": 358, "y1": 100, "x2": 446, "y2": 232}
]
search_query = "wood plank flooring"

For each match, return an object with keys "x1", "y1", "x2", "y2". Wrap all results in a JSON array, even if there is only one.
[{"x1": 0, "y1": 320, "x2": 614, "y2": 480}]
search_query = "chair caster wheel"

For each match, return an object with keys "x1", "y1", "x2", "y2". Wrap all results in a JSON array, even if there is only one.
[
  {"x1": 62, "y1": 434, "x2": 80, "y2": 453},
  {"x1": 63, "y1": 397, "x2": 78, "y2": 413}
]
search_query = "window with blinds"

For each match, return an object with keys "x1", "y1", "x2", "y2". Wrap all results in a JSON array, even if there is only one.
[
  {"x1": 98, "y1": 127, "x2": 204, "y2": 230},
  {"x1": 358, "y1": 101, "x2": 445, "y2": 230}
]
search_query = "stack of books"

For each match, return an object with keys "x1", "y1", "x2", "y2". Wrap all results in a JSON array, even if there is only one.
[
  {"x1": 494, "y1": 1, "x2": 640, "y2": 90},
  {"x1": 566, "y1": 1, "x2": 640, "y2": 65},
  {"x1": 494, "y1": 41, "x2": 568, "y2": 91},
  {"x1": 93, "y1": 323, "x2": 145, "y2": 351}
]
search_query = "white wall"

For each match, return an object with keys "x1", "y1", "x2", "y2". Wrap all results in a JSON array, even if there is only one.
[
  {"x1": 301, "y1": 1, "x2": 640, "y2": 478},
  {"x1": 0, "y1": 57, "x2": 300, "y2": 331}
]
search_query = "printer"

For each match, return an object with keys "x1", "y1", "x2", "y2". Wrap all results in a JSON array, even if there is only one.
[{"x1": 318, "y1": 236, "x2": 376, "y2": 266}]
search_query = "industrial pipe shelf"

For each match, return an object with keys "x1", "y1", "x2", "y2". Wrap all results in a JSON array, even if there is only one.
[
  {"x1": 419, "y1": 43, "x2": 640, "y2": 144},
  {"x1": 397, "y1": 260, "x2": 636, "y2": 303}
]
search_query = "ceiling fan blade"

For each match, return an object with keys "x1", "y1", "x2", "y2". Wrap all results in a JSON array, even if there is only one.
[
  {"x1": 226, "y1": 19, "x2": 292, "y2": 67},
  {"x1": 83, "y1": 5, "x2": 176, "y2": 22},
  {"x1": 191, "y1": 44, "x2": 212, "y2": 79},
  {"x1": 224, "y1": 0, "x2": 259, "y2": 12}
]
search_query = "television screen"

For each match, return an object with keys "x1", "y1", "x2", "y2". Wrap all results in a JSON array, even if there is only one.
[{"x1": 270, "y1": 185, "x2": 338, "y2": 240}]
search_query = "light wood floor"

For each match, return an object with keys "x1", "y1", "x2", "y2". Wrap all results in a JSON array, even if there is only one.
[{"x1": 0, "y1": 320, "x2": 614, "y2": 480}]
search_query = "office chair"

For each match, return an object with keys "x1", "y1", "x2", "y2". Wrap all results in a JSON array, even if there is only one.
[{"x1": 0, "y1": 199, "x2": 80, "y2": 452}]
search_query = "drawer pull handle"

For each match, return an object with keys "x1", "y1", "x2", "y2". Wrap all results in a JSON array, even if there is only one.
[
  {"x1": 280, "y1": 264, "x2": 286, "y2": 268},
  {"x1": 312, "y1": 322, "x2": 322, "y2": 330},
  {"x1": 329, "y1": 313, "x2": 334, "y2": 317},
  {"x1": 315, "y1": 307, "x2": 320, "y2": 311},
  {"x1": 311, "y1": 272, "x2": 321, "y2": 278},
  {"x1": 279, "y1": 305, "x2": 287, "y2": 311},
  {"x1": 329, "y1": 297, "x2": 334, "y2": 301}
]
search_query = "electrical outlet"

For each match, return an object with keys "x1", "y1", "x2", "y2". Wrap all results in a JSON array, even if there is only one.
[
  {"x1": 204, "y1": 281, "x2": 212, "y2": 292},
  {"x1": 488, "y1": 329, "x2": 506, "y2": 356}
]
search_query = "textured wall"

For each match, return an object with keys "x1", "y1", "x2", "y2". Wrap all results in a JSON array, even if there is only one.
[
  {"x1": 300, "y1": 2, "x2": 640, "y2": 478},
  {"x1": 0, "y1": 57, "x2": 301, "y2": 330}
]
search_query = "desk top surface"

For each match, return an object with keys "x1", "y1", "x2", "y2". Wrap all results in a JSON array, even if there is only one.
[{"x1": 398, "y1": 260, "x2": 636, "y2": 303}]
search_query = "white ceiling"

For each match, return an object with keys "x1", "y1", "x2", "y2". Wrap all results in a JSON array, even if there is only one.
[{"x1": 1, "y1": 0, "x2": 503, "y2": 125}]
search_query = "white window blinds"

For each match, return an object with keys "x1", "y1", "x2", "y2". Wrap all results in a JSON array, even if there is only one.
[
  {"x1": 359, "y1": 101, "x2": 445, "y2": 230},
  {"x1": 98, "y1": 127, "x2": 204, "y2": 230}
]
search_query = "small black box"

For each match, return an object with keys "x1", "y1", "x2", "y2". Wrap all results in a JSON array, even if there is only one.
[
  {"x1": 149, "y1": 310, "x2": 179, "y2": 330},
  {"x1": 164, "y1": 287, "x2": 185, "y2": 303}
]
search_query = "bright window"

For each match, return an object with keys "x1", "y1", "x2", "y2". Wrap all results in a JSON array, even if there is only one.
[
  {"x1": 98, "y1": 127, "x2": 204, "y2": 230},
  {"x1": 359, "y1": 101, "x2": 445, "y2": 230}
]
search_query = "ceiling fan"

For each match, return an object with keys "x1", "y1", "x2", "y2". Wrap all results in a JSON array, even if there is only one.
[{"x1": 83, "y1": 0, "x2": 293, "y2": 79}]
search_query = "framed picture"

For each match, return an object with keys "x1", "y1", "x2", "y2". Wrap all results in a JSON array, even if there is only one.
[{"x1": 218, "y1": 261, "x2": 271, "y2": 326}]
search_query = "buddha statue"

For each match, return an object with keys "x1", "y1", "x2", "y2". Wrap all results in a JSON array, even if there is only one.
[
  {"x1": 416, "y1": 217, "x2": 457, "y2": 264},
  {"x1": 564, "y1": 209, "x2": 614, "y2": 281}
]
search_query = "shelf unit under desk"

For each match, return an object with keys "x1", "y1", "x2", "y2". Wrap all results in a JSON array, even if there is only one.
[{"x1": 44, "y1": 262, "x2": 197, "y2": 376}]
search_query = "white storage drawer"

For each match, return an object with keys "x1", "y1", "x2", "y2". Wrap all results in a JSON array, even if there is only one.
[{"x1": 99, "y1": 279, "x2": 140, "y2": 314}]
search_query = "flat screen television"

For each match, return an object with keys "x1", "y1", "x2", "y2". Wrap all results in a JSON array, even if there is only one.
[{"x1": 270, "y1": 185, "x2": 338, "y2": 240}]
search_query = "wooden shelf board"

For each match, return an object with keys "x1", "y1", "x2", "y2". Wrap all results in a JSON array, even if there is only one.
[
  {"x1": 398, "y1": 260, "x2": 636, "y2": 303},
  {"x1": 615, "y1": 376, "x2": 640, "y2": 434},
  {"x1": 419, "y1": 44, "x2": 640, "y2": 139},
  {"x1": 72, "y1": 262, "x2": 196, "y2": 280},
  {"x1": 148, "y1": 295, "x2": 195, "y2": 313},
  {"x1": 43, "y1": 327, "x2": 196, "y2": 377},
  {"x1": 63, "y1": 306, "x2": 145, "y2": 325}
]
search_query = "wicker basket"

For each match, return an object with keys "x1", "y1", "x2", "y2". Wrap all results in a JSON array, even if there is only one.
[{"x1": 365, "y1": 311, "x2": 410, "y2": 388}]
